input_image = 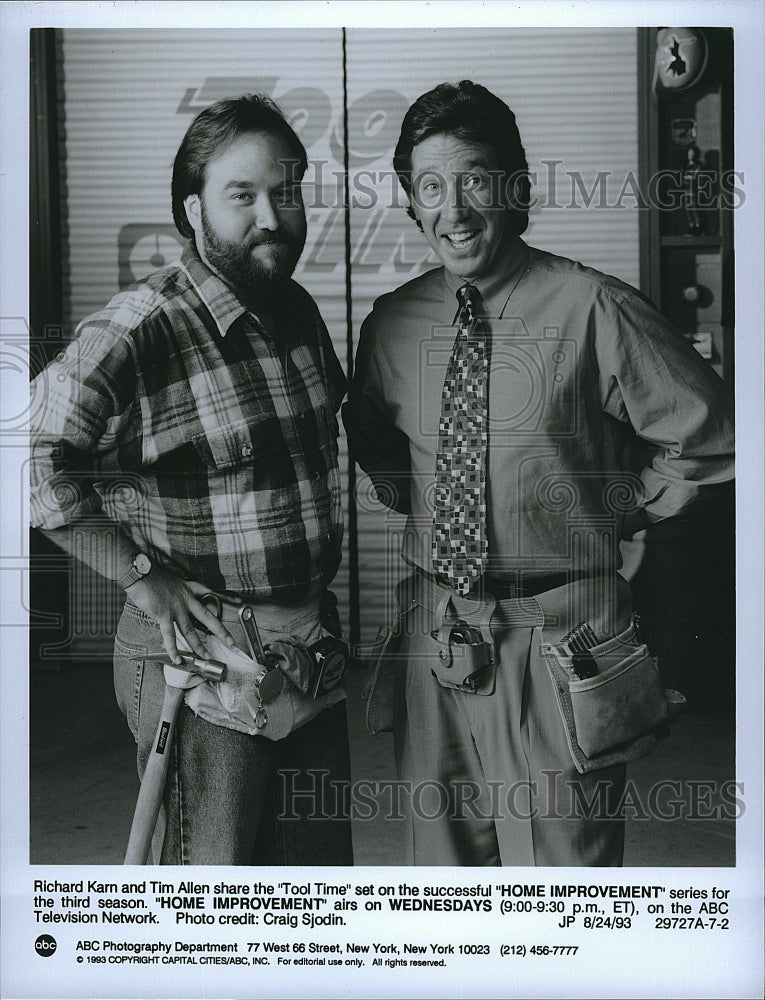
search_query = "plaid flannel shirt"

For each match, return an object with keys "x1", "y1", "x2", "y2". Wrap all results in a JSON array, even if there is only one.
[{"x1": 30, "y1": 245, "x2": 346, "y2": 603}]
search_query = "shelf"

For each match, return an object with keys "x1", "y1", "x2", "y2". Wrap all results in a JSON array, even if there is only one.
[
  {"x1": 660, "y1": 235, "x2": 722, "y2": 248},
  {"x1": 639, "y1": 27, "x2": 733, "y2": 386}
]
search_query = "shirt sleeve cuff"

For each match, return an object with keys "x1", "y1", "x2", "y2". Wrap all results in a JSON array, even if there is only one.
[
  {"x1": 639, "y1": 468, "x2": 701, "y2": 522},
  {"x1": 30, "y1": 486, "x2": 104, "y2": 531}
]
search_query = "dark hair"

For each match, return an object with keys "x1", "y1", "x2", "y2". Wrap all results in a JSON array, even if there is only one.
[
  {"x1": 393, "y1": 80, "x2": 530, "y2": 235},
  {"x1": 171, "y1": 94, "x2": 308, "y2": 239}
]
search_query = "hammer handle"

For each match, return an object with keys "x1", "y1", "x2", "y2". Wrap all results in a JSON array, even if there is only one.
[{"x1": 124, "y1": 684, "x2": 185, "y2": 865}]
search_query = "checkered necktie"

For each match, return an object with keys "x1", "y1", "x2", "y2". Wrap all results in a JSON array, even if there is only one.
[{"x1": 432, "y1": 283, "x2": 490, "y2": 595}]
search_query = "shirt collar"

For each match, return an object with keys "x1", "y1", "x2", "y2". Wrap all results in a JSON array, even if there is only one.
[
  {"x1": 180, "y1": 243, "x2": 248, "y2": 338},
  {"x1": 443, "y1": 235, "x2": 529, "y2": 319}
]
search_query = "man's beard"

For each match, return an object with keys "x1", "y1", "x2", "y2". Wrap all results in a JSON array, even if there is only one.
[{"x1": 200, "y1": 203, "x2": 305, "y2": 293}]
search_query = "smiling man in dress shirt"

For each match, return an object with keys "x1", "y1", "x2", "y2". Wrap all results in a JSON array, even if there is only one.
[{"x1": 344, "y1": 80, "x2": 734, "y2": 866}]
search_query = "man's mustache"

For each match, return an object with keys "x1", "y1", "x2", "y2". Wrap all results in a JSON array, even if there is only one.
[{"x1": 248, "y1": 232, "x2": 293, "y2": 248}]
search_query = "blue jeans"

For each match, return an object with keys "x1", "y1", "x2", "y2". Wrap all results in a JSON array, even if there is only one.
[{"x1": 114, "y1": 599, "x2": 353, "y2": 865}]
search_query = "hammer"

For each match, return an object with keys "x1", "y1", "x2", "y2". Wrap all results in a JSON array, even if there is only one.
[{"x1": 123, "y1": 652, "x2": 225, "y2": 865}]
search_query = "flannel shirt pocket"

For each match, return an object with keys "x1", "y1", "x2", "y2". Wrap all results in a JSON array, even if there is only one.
[{"x1": 189, "y1": 415, "x2": 282, "y2": 471}]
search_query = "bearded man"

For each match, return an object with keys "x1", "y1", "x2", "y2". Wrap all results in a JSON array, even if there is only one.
[{"x1": 29, "y1": 95, "x2": 352, "y2": 865}]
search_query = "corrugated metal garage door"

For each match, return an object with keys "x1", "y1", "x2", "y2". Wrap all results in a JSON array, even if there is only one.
[{"x1": 59, "y1": 27, "x2": 638, "y2": 651}]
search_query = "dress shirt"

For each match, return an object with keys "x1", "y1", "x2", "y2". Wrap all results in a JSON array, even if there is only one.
[
  {"x1": 30, "y1": 245, "x2": 346, "y2": 603},
  {"x1": 344, "y1": 237, "x2": 734, "y2": 580}
]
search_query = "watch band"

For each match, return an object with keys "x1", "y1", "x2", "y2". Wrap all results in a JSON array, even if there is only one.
[{"x1": 116, "y1": 552, "x2": 152, "y2": 590}]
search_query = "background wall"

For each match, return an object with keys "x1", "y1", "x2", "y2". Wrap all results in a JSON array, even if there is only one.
[{"x1": 53, "y1": 27, "x2": 639, "y2": 654}]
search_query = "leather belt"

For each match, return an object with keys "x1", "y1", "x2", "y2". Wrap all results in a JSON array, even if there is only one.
[
  {"x1": 481, "y1": 573, "x2": 574, "y2": 600},
  {"x1": 406, "y1": 572, "x2": 546, "y2": 630}
]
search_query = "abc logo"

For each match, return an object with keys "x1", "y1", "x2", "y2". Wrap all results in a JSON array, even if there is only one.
[{"x1": 35, "y1": 934, "x2": 57, "y2": 957}]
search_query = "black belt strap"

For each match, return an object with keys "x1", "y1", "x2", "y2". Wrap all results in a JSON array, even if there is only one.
[{"x1": 407, "y1": 572, "x2": 546, "y2": 630}]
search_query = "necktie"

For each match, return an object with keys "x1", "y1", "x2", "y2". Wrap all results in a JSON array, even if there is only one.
[{"x1": 432, "y1": 283, "x2": 490, "y2": 595}]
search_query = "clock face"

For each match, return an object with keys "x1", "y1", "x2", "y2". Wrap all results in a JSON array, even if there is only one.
[
  {"x1": 128, "y1": 233, "x2": 184, "y2": 281},
  {"x1": 118, "y1": 224, "x2": 184, "y2": 288}
]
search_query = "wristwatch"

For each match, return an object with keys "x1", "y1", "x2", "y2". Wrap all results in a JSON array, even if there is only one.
[{"x1": 116, "y1": 551, "x2": 153, "y2": 590}]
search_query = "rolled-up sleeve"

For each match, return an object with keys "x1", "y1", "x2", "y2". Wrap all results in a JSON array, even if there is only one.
[
  {"x1": 597, "y1": 290, "x2": 734, "y2": 522},
  {"x1": 29, "y1": 323, "x2": 136, "y2": 530}
]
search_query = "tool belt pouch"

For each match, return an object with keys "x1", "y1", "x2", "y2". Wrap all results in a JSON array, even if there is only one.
[
  {"x1": 184, "y1": 634, "x2": 342, "y2": 742},
  {"x1": 542, "y1": 618, "x2": 686, "y2": 774},
  {"x1": 428, "y1": 592, "x2": 497, "y2": 696}
]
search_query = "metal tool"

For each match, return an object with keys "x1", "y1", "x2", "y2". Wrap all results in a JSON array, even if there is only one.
[
  {"x1": 238, "y1": 604, "x2": 284, "y2": 703},
  {"x1": 197, "y1": 593, "x2": 269, "y2": 663},
  {"x1": 137, "y1": 650, "x2": 227, "y2": 677},
  {"x1": 200, "y1": 593, "x2": 284, "y2": 703},
  {"x1": 123, "y1": 650, "x2": 225, "y2": 865},
  {"x1": 238, "y1": 604, "x2": 266, "y2": 660},
  {"x1": 552, "y1": 622, "x2": 600, "y2": 679}
]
